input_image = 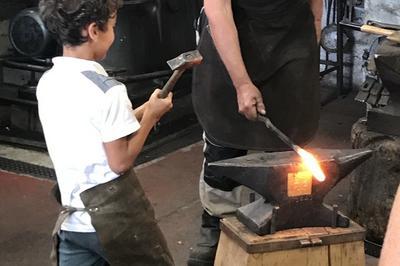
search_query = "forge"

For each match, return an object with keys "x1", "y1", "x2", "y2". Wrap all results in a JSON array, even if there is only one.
[{"x1": 209, "y1": 148, "x2": 373, "y2": 235}]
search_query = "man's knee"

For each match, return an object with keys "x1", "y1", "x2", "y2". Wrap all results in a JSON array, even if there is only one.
[{"x1": 202, "y1": 138, "x2": 246, "y2": 191}]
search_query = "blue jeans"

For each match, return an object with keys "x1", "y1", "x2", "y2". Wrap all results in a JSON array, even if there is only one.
[{"x1": 58, "y1": 230, "x2": 109, "y2": 266}]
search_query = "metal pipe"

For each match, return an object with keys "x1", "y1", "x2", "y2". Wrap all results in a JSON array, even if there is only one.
[
  {"x1": 116, "y1": 69, "x2": 173, "y2": 83},
  {"x1": 3, "y1": 60, "x2": 50, "y2": 73},
  {"x1": 336, "y1": 0, "x2": 344, "y2": 95}
]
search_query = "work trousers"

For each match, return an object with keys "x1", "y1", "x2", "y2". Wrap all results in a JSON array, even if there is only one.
[
  {"x1": 199, "y1": 134, "x2": 248, "y2": 217},
  {"x1": 58, "y1": 230, "x2": 109, "y2": 266}
]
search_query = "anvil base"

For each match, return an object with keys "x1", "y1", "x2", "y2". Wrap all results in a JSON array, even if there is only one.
[{"x1": 237, "y1": 198, "x2": 350, "y2": 236}]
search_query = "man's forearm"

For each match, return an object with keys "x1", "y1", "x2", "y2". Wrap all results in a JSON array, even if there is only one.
[
  {"x1": 204, "y1": 0, "x2": 252, "y2": 92},
  {"x1": 380, "y1": 185, "x2": 400, "y2": 266},
  {"x1": 309, "y1": 0, "x2": 323, "y2": 41}
]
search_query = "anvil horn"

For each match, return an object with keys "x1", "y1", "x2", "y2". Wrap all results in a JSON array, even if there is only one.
[{"x1": 334, "y1": 149, "x2": 374, "y2": 184}]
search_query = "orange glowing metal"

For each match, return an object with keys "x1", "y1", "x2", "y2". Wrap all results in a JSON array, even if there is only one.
[
  {"x1": 287, "y1": 168, "x2": 312, "y2": 197},
  {"x1": 257, "y1": 115, "x2": 326, "y2": 182},
  {"x1": 297, "y1": 148, "x2": 326, "y2": 182}
]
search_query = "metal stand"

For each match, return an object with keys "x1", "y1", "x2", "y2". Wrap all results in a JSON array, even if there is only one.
[{"x1": 319, "y1": 0, "x2": 347, "y2": 101}]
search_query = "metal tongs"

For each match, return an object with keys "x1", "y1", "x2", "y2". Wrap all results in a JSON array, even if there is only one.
[{"x1": 257, "y1": 114, "x2": 303, "y2": 156}]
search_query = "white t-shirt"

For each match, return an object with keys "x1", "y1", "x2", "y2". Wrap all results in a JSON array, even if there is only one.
[{"x1": 37, "y1": 57, "x2": 140, "y2": 232}]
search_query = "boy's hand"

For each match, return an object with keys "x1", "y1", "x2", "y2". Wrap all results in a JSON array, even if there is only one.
[{"x1": 146, "y1": 89, "x2": 173, "y2": 122}]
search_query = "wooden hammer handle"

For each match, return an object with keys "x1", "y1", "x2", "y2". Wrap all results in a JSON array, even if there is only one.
[
  {"x1": 361, "y1": 25, "x2": 395, "y2": 36},
  {"x1": 158, "y1": 69, "x2": 185, "y2": 98}
]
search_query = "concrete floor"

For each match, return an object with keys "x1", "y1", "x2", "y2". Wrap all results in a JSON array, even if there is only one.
[{"x1": 0, "y1": 91, "x2": 380, "y2": 266}]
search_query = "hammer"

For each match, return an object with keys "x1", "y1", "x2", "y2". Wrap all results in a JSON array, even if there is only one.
[
  {"x1": 158, "y1": 50, "x2": 203, "y2": 98},
  {"x1": 341, "y1": 21, "x2": 400, "y2": 44}
]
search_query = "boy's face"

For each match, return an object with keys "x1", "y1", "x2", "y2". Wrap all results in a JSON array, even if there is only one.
[{"x1": 93, "y1": 14, "x2": 117, "y2": 61}]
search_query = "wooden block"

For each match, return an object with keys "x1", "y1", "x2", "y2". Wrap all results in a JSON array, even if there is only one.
[
  {"x1": 215, "y1": 217, "x2": 366, "y2": 266},
  {"x1": 220, "y1": 217, "x2": 365, "y2": 253},
  {"x1": 329, "y1": 241, "x2": 365, "y2": 266},
  {"x1": 215, "y1": 230, "x2": 332, "y2": 266}
]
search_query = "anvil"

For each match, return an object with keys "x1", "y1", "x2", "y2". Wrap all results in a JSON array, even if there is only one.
[{"x1": 209, "y1": 148, "x2": 373, "y2": 235}]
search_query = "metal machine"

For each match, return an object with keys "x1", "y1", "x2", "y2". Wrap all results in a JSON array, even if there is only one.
[
  {"x1": 0, "y1": 0, "x2": 203, "y2": 159},
  {"x1": 353, "y1": 23, "x2": 400, "y2": 136}
]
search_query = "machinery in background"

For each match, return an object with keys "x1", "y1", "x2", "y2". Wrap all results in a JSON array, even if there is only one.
[
  {"x1": 348, "y1": 21, "x2": 400, "y2": 258},
  {"x1": 0, "y1": 1, "x2": 203, "y2": 160},
  {"x1": 355, "y1": 28, "x2": 400, "y2": 136}
]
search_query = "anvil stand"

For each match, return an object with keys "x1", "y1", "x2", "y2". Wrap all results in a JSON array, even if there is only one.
[{"x1": 209, "y1": 148, "x2": 372, "y2": 236}]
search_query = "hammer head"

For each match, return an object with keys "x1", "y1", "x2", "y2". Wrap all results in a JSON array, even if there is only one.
[{"x1": 167, "y1": 50, "x2": 203, "y2": 71}]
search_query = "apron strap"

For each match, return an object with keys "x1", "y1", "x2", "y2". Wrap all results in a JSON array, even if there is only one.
[{"x1": 50, "y1": 206, "x2": 87, "y2": 266}]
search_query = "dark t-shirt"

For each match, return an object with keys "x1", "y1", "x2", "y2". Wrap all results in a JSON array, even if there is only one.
[
  {"x1": 234, "y1": 0, "x2": 295, "y2": 12},
  {"x1": 233, "y1": 0, "x2": 307, "y2": 18}
]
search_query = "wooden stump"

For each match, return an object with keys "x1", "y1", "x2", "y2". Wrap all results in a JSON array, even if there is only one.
[
  {"x1": 214, "y1": 217, "x2": 365, "y2": 266},
  {"x1": 349, "y1": 118, "x2": 400, "y2": 244}
]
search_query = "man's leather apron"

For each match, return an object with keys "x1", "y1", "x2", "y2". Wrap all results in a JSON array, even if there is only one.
[
  {"x1": 192, "y1": 0, "x2": 320, "y2": 151},
  {"x1": 50, "y1": 169, "x2": 174, "y2": 266}
]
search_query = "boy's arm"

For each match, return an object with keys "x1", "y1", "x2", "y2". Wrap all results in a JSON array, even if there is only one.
[
  {"x1": 103, "y1": 90, "x2": 172, "y2": 174},
  {"x1": 103, "y1": 111, "x2": 156, "y2": 173},
  {"x1": 133, "y1": 102, "x2": 148, "y2": 121},
  {"x1": 380, "y1": 185, "x2": 400, "y2": 266}
]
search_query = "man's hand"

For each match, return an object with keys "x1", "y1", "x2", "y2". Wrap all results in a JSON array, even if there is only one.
[
  {"x1": 236, "y1": 83, "x2": 266, "y2": 121},
  {"x1": 146, "y1": 89, "x2": 173, "y2": 122}
]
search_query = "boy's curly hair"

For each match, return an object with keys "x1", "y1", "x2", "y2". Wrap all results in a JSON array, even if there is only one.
[{"x1": 39, "y1": 0, "x2": 123, "y2": 46}]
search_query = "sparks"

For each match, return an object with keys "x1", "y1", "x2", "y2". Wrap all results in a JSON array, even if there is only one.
[{"x1": 297, "y1": 148, "x2": 326, "y2": 182}]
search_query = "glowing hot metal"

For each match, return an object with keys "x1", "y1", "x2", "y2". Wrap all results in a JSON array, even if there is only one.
[
  {"x1": 258, "y1": 115, "x2": 326, "y2": 182},
  {"x1": 297, "y1": 148, "x2": 326, "y2": 182}
]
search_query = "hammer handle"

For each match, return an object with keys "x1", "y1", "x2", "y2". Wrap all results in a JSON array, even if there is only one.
[
  {"x1": 158, "y1": 69, "x2": 185, "y2": 98},
  {"x1": 361, "y1": 25, "x2": 395, "y2": 36}
]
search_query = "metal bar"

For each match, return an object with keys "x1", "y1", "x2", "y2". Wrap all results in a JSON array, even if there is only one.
[
  {"x1": 367, "y1": 20, "x2": 400, "y2": 31},
  {"x1": 320, "y1": 60, "x2": 338, "y2": 66},
  {"x1": 0, "y1": 60, "x2": 3, "y2": 84},
  {"x1": 2, "y1": 60, "x2": 50, "y2": 73},
  {"x1": 258, "y1": 115, "x2": 302, "y2": 156},
  {"x1": 0, "y1": 135, "x2": 46, "y2": 149},
  {"x1": 339, "y1": 20, "x2": 362, "y2": 31},
  {"x1": 320, "y1": 66, "x2": 339, "y2": 76},
  {"x1": 336, "y1": 0, "x2": 344, "y2": 96},
  {"x1": 0, "y1": 95, "x2": 37, "y2": 106},
  {"x1": 320, "y1": 59, "x2": 352, "y2": 67},
  {"x1": 124, "y1": 0, "x2": 154, "y2": 5},
  {"x1": 364, "y1": 239, "x2": 382, "y2": 258},
  {"x1": 116, "y1": 69, "x2": 172, "y2": 83},
  {"x1": 331, "y1": 204, "x2": 338, "y2": 228}
]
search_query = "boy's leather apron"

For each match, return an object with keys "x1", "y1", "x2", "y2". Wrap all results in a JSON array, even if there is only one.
[
  {"x1": 192, "y1": 0, "x2": 320, "y2": 151},
  {"x1": 50, "y1": 169, "x2": 174, "y2": 266}
]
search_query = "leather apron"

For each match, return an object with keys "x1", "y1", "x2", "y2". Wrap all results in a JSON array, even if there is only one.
[
  {"x1": 50, "y1": 169, "x2": 174, "y2": 266},
  {"x1": 192, "y1": 0, "x2": 320, "y2": 151}
]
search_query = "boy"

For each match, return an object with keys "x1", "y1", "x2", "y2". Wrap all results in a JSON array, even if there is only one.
[{"x1": 37, "y1": 0, "x2": 174, "y2": 265}]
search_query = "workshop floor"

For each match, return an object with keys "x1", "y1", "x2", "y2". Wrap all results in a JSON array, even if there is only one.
[{"x1": 0, "y1": 90, "x2": 379, "y2": 266}]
